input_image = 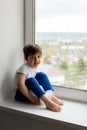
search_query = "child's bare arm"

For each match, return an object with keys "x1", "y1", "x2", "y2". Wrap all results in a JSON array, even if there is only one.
[{"x1": 17, "y1": 73, "x2": 40, "y2": 105}]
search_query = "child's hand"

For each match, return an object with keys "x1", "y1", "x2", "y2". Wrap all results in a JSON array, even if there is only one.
[{"x1": 30, "y1": 94, "x2": 40, "y2": 105}]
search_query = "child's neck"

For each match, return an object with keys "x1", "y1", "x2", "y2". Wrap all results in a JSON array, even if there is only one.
[{"x1": 26, "y1": 62, "x2": 37, "y2": 70}]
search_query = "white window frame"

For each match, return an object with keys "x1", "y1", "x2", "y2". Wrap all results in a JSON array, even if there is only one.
[
  {"x1": 24, "y1": 0, "x2": 87, "y2": 103},
  {"x1": 24, "y1": 0, "x2": 35, "y2": 44}
]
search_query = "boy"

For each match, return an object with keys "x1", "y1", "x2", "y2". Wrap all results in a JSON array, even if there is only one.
[{"x1": 14, "y1": 44, "x2": 64, "y2": 112}]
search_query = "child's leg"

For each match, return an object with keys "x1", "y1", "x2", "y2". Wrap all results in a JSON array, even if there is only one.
[
  {"x1": 15, "y1": 77, "x2": 46, "y2": 102},
  {"x1": 51, "y1": 95, "x2": 64, "y2": 105},
  {"x1": 35, "y1": 72, "x2": 54, "y2": 91},
  {"x1": 15, "y1": 89, "x2": 29, "y2": 102},
  {"x1": 40, "y1": 94, "x2": 61, "y2": 112},
  {"x1": 25, "y1": 77, "x2": 45, "y2": 98},
  {"x1": 25, "y1": 77, "x2": 62, "y2": 112},
  {"x1": 35, "y1": 72, "x2": 64, "y2": 106}
]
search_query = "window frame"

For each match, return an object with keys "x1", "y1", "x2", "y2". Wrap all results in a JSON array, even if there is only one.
[{"x1": 24, "y1": 0, "x2": 87, "y2": 103}]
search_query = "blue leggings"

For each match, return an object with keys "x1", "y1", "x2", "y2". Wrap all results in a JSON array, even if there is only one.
[{"x1": 15, "y1": 72, "x2": 54, "y2": 102}]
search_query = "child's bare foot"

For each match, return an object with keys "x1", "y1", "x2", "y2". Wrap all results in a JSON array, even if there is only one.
[
  {"x1": 45, "y1": 100, "x2": 61, "y2": 112},
  {"x1": 51, "y1": 95, "x2": 64, "y2": 106}
]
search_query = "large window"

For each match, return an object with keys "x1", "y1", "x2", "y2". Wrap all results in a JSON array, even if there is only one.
[{"x1": 35, "y1": 0, "x2": 87, "y2": 91}]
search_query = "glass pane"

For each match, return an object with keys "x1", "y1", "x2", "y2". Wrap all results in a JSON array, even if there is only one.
[{"x1": 35, "y1": 0, "x2": 87, "y2": 91}]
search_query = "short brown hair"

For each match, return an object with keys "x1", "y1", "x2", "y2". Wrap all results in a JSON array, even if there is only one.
[{"x1": 23, "y1": 44, "x2": 42, "y2": 60}]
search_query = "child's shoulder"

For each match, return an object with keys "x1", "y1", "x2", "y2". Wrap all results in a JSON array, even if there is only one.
[{"x1": 17, "y1": 63, "x2": 29, "y2": 73}]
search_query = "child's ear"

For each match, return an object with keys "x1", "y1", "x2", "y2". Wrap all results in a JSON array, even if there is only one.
[{"x1": 27, "y1": 56, "x2": 29, "y2": 61}]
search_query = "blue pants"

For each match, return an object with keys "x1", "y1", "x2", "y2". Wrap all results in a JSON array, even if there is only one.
[{"x1": 15, "y1": 72, "x2": 54, "y2": 102}]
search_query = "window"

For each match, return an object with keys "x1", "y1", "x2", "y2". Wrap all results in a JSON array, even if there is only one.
[{"x1": 35, "y1": 0, "x2": 87, "y2": 92}]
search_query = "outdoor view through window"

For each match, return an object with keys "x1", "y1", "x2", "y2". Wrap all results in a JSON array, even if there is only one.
[{"x1": 35, "y1": 0, "x2": 87, "y2": 91}]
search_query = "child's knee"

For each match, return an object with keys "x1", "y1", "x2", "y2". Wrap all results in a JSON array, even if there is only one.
[
  {"x1": 36, "y1": 72, "x2": 47, "y2": 78},
  {"x1": 25, "y1": 77, "x2": 36, "y2": 86}
]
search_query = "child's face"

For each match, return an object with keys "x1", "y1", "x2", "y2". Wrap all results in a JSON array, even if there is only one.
[{"x1": 27, "y1": 52, "x2": 42, "y2": 69}]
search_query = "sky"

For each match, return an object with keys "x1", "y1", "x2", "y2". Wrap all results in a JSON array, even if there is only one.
[{"x1": 36, "y1": 0, "x2": 87, "y2": 32}]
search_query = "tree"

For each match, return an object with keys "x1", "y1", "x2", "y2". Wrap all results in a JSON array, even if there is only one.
[
  {"x1": 60, "y1": 60, "x2": 68, "y2": 70},
  {"x1": 76, "y1": 58, "x2": 86, "y2": 73}
]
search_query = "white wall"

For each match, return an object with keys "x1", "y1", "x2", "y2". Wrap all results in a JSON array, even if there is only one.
[{"x1": 0, "y1": 0, "x2": 24, "y2": 100}]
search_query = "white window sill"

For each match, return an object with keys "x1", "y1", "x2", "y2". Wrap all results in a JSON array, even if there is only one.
[{"x1": 0, "y1": 99, "x2": 87, "y2": 130}]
